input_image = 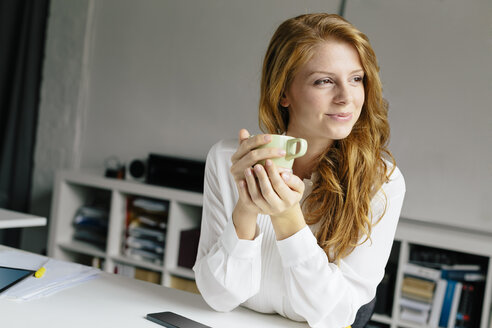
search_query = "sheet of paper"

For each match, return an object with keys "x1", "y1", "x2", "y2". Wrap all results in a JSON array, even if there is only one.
[{"x1": 0, "y1": 249, "x2": 100, "y2": 301}]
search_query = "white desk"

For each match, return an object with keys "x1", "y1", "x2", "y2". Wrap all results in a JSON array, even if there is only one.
[
  {"x1": 0, "y1": 262, "x2": 308, "y2": 328},
  {"x1": 0, "y1": 208, "x2": 47, "y2": 229}
]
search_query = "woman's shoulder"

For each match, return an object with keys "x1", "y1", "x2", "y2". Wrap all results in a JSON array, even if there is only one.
[
  {"x1": 381, "y1": 159, "x2": 406, "y2": 196},
  {"x1": 207, "y1": 139, "x2": 238, "y2": 160},
  {"x1": 205, "y1": 139, "x2": 239, "y2": 172}
]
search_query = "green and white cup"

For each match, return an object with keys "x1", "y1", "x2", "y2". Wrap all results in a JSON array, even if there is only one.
[{"x1": 255, "y1": 135, "x2": 308, "y2": 169}]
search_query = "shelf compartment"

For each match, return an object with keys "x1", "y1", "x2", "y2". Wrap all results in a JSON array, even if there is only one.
[
  {"x1": 165, "y1": 201, "x2": 202, "y2": 277},
  {"x1": 58, "y1": 240, "x2": 106, "y2": 259},
  {"x1": 49, "y1": 180, "x2": 111, "y2": 257}
]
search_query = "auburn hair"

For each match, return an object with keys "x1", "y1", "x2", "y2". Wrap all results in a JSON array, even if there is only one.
[{"x1": 259, "y1": 13, "x2": 395, "y2": 263}]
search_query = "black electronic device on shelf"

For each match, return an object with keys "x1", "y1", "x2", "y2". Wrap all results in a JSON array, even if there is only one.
[{"x1": 146, "y1": 154, "x2": 205, "y2": 193}]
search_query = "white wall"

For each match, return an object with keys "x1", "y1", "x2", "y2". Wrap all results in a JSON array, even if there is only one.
[
  {"x1": 345, "y1": 0, "x2": 492, "y2": 230},
  {"x1": 80, "y1": 0, "x2": 341, "y2": 167},
  {"x1": 26, "y1": 0, "x2": 93, "y2": 252}
]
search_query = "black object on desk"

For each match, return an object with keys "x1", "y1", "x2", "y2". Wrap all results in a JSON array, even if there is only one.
[{"x1": 146, "y1": 311, "x2": 211, "y2": 328}]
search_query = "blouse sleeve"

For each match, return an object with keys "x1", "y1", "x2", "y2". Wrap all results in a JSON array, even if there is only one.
[
  {"x1": 192, "y1": 140, "x2": 263, "y2": 312},
  {"x1": 276, "y1": 166, "x2": 406, "y2": 327}
]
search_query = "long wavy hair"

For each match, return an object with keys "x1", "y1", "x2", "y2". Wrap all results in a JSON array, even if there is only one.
[{"x1": 259, "y1": 13, "x2": 395, "y2": 263}]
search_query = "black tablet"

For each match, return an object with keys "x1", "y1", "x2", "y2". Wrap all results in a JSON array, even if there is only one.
[
  {"x1": 0, "y1": 265, "x2": 35, "y2": 294},
  {"x1": 146, "y1": 311, "x2": 212, "y2": 328}
]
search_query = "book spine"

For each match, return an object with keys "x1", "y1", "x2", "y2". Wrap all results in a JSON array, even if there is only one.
[
  {"x1": 439, "y1": 280, "x2": 457, "y2": 327},
  {"x1": 447, "y1": 281, "x2": 463, "y2": 328},
  {"x1": 455, "y1": 283, "x2": 473, "y2": 328},
  {"x1": 441, "y1": 270, "x2": 485, "y2": 282},
  {"x1": 429, "y1": 279, "x2": 448, "y2": 327},
  {"x1": 405, "y1": 263, "x2": 441, "y2": 281}
]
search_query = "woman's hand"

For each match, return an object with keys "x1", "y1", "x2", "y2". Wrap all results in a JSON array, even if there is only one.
[
  {"x1": 242, "y1": 159, "x2": 307, "y2": 240},
  {"x1": 244, "y1": 159, "x2": 304, "y2": 216},
  {"x1": 230, "y1": 129, "x2": 287, "y2": 213},
  {"x1": 230, "y1": 129, "x2": 288, "y2": 239}
]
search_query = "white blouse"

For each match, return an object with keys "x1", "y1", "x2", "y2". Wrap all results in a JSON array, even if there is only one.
[{"x1": 193, "y1": 139, "x2": 406, "y2": 328}]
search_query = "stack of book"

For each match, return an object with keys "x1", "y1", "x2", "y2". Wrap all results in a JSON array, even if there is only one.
[
  {"x1": 400, "y1": 263, "x2": 438, "y2": 324},
  {"x1": 72, "y1": 205, "x2": 109, "y2": 249},
  {"x1": 399, "y1": 262, "x2": 485, "y2": 328},
  {"x1": 123, "y1": 197, "x2": 169, "y2": 265}
]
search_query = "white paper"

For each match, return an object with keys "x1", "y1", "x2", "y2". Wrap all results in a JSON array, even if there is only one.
[{"x1": 0, "y1": 249, "x2": 100, "y2": 301}]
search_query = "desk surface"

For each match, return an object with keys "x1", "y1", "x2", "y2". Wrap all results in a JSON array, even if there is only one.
[
  {"x1": 0, "y1": 270, "x2": 308, "y2": 328},
  {"x1": 0, "y1": 209, "x2": 47, "y2": 229}
]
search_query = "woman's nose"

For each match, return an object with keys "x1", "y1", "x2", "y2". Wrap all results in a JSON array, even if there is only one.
[{"x1": 333, "y1": 83, "x2": 353, "y2": 105}]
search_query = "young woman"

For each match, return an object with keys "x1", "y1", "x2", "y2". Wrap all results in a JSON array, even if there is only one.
[{"x1": 193, "y1": 13, "x2": 405, "y2": 328}]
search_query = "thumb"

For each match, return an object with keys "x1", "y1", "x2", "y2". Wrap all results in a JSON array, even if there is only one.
[
  {"x1": 281, "y1": 172, "x2": 304, "y2": 193},
  {"x1": 239, "y1": 129, "x2": 250, "y2": 142}
]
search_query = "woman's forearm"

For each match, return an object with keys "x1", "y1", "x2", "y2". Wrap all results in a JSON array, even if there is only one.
[
  {"x1": 270, "y1": 203, "x2": 306, "y2": 240},
  {"x1": 232, "y1": 203, "x2": 259, "y2": 240}
]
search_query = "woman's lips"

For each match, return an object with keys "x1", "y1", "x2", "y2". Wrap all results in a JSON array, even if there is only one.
[{"x1": 326, "y1": 112, "x2": 353, "y2": 122}]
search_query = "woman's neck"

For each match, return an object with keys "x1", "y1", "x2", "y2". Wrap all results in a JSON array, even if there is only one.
[{"x1": 287, "y1": 131, "x2": 333, "y2": 180}]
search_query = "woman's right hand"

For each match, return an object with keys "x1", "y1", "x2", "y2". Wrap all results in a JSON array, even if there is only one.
[{"x1": 230, "y1": 129, "x2": 287, "y2": 238}]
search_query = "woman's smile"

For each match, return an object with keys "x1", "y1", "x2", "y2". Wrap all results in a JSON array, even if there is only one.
[{"x1": 325, "y1": 112, "x2": 353, "y2": 122}]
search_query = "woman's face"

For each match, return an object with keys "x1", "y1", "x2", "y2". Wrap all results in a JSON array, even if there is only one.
[{"x1": 281, "y1": 39, "x2": 365, "y2": 145}]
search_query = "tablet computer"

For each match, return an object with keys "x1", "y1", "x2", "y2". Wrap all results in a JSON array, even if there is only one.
[
  {"x1": 146, "y1": 311, "x2": 211, "y2": 328},
  {"x1": 0, "y1": 265, "x2": 35, "y2": 294}
]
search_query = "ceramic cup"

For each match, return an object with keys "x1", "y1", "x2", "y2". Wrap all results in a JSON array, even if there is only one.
[{"x1": 255, "y1": 134, "x2": 308, "y2": 169}]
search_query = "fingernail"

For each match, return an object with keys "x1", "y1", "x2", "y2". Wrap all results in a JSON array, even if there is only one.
[
  {"x1": 254, "y1": 164, "x2": 262, "y2": 172},
  {"x1": 265, "y1": 159, "x2": 272, "y2": 167},
  {"x1": 264, "y1": 135, "x2": 271, "y2": 142},
  {"x1": 279, "y1": 149, "x2": 286, "y2": 156},
  {"x1": 239, "y1": 180, "x2": 245, "y2": 188},
  {"x1": 282, "y1": 173, "x2": 291, "y2": 181},
  {"x1": 245, "y1": 168, "x2": 252, "y2": 176}
]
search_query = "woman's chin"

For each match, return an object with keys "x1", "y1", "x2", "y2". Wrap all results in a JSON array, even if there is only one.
[{"x1": 326, "y1": 128, "x2": 354, "y2": 141}]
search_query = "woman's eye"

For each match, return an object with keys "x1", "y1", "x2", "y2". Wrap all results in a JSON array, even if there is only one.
[
  {"x1": 314, "y1": 78, "x2": 334, "y2": 86},
  {"x1": 352, "y1": 76, "x2": 364, "y2": 83}
]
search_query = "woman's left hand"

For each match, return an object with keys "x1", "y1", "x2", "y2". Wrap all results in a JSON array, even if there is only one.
[{"x1": 244, "y1": 159, "x2": 305, "y2": 216}]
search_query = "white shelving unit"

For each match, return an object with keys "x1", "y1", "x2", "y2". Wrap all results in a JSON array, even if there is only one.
[
  {"x1": 377, "y1": 218, "x2": 492, "y2": 328},
  {"x1": 48, "y1": 170, "x2": 203, "y2": 287},
  {"x1": 48, "y1": 171, "x2": 492, "y2": 328}
]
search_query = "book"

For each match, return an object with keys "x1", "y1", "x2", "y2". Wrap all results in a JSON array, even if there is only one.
[
  {"x1": 439, "y1": 280, "x2": 458, "y2": 327},
  {"x1": 126, "y1": 236, "x2": 164, "y2": 254},
  {"x1": 125, "y1": 248, "x2": 163, "y2": 265},
  {"x1": 441, "y1": 268, "x2": 485, "y2": 282},
  {"x1": 401, "y1": 306, "x2": 430, "y2": 324},
  {"x1": 455, "y1": 283, "x2": 474, "y2": 328},
  {"x1": 133, "y1": 198, "x2": 169, "y2": 214},
  {"x1": 114, "y1": 263, "x2": 136, "y2": 277},
  {"x1": 402, "y1": 276, "x2": 436, "y2": 301},
  {"x1": 134, "y1": 268, "x2": 161, "y2": 284},
  {"x1": 75, "y1": 205, "x2": 108, "y2": 219},
  {"x1": 429, "y1": 279, "x2": 448, "y2": 327},
  {"x1": 447, "y1": 281, "x2": 463, "y2": 328},
  {"x1": 169, "y1": 275, "x2": 200, "y2": 294},
  {"x1": 128, "y1": 222, "x2": 166, "y2": 242},
  {"x1": 405, "y1": 263, "x2": 441, "y2": 281},
  {"x1": 137, "y1": 215, "x2": 167, "y2": 230},
  {"x1": 400, "y1": 297, "x2": 433, "y2": 312}
]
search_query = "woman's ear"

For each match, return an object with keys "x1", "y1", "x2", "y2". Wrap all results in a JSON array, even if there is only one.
[{"x1": 279, "y1": 93, "x2": 290, "y2": 108}]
